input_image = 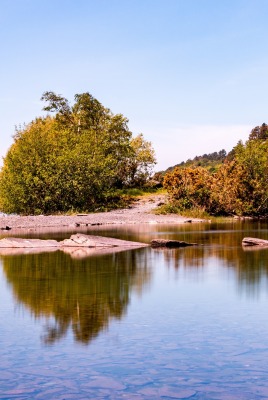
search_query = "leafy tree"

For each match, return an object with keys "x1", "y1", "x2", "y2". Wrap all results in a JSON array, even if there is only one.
[
  {"x1": 232, "y1": 138, "x2": 268, "y2": 214},
  {"x1": 118, "y1": 134, "x2": 156, "y2": 187},
  {"x1": 248, "y1": 123, "x2": 268, "y2": 141},
  {"x1": 0, "y1": 92, "x2": 156, "y2": 214}
]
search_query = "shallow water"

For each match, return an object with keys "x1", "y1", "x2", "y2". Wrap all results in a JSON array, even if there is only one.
[{"x1": 1, "y1": 221, "x2": 268, "y2": 399}]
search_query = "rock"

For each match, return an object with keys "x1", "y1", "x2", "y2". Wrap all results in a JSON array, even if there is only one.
[
  {"x1": 151, "y1": 239, "x2": 197, "y2": 248},
  {"x1": 242, "y1": 237, "x2": 268, "y2": 246},
  {"x1": 60, "y1": 234, "x2": 148, "y2": 248},
  {"x1": 0, "y1": 226, "x2": 11, "y2": 230},
  {"x1": 0, "y1": 233, "x2": 148, "y2": 250},
  {"x1": 60, "y1": 234, "x2": 102, "y2": 248}
]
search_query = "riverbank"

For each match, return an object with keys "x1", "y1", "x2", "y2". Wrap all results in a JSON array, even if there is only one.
[{"x1": 0, "y1": 194, "x2": 205, "y2": 232}]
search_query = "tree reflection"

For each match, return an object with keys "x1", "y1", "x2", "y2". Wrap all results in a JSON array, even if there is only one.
[
  {"x1": 151, "y1": 221, "x2": 268, "y2": 293},
  {"x1": 2, "y1": 248, "x2": 151, "y2": 345}
]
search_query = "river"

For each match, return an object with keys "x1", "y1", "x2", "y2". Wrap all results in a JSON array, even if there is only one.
[{"x1": 1, "y1": 221, "x2": 268, "y2": 399}]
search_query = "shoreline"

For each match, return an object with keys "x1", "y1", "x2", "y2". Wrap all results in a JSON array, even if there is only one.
[{"x1": 0, "y1": 195, "x2": 205, "y2": 234}]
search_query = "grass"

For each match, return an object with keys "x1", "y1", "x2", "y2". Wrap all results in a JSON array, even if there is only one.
[
  {"x1": 116, "y1": 187, "x2": 167, "y2": 197},
  {"x1": 153, "y1": 202, "x2": 241, "y2": 222},
  {"x1": 153, "y1": 203, "x2": 211, "y2": 219}
]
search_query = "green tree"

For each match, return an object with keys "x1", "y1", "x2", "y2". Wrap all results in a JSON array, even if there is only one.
[
  {"x1": 117, "y1": 134, "x2": 156, "y2": 187},
  {"x1": 0, "y1": 92, "x2": 156, "y2": 214},
  {"x1": 248, "y1": 123, "x2": 268, "y2": 141},
  {"x1": 232, "y1": 138, "x2": 268, "y2": 214}
]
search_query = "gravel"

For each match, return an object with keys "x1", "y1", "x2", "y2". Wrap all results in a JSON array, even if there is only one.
[{"x1": 0, "y1": 195, "x2": 204, "y2": 232}]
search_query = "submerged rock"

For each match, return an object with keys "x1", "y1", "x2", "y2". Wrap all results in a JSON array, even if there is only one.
[
  {"x1": 151, "y1": 239, "x2": 197, "y2": 248},
  {"x1": 0, "y1": 226, "x2": 11, "y2": 231}
]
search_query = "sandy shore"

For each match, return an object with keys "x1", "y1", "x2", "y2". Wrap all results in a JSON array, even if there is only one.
[{"x1": 0, "y1": 194, "x2": 204, "y2": 233}]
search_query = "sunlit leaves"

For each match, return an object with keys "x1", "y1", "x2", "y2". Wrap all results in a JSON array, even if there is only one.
[
  {"x1": 0, "y1": 92, "x2": 156, "y2": 214},
  {"x1": 164, "y1": 130, "x2": 268, "y2": 216}
]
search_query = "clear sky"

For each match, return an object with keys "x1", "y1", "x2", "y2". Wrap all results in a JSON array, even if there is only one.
[{"x1": 1, "y1": 0, "x2": 268, "y2": 170}]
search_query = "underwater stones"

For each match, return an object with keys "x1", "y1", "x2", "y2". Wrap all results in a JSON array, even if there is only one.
[{"x1": 151, "y1": 239, "x2": 197, "y2": 248}]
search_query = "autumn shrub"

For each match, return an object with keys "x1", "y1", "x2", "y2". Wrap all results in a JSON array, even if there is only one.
[
  {"x1": 163, "y1": 134, "x2": 268, "y2": 217},
  {"x1": 163, "y1": 167, "x2": 213, "y2": 210}
]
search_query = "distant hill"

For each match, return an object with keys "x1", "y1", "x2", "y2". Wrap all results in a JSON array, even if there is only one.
[
  {"x1": 153, "y1": 149, "x2": 228, "y2": 183},
  {"x1": 164, "y1": 149, "x2": 227, "y2": 173},
  {"x1": 161, "y1": 124, "x2": 268, "y2": 176}
]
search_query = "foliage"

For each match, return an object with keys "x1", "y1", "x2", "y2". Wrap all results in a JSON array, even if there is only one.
[
  {"x1": 163, "y1": 125, "x2": 268, "y2": 217},
  {"x1": 248, "y1": 123, "x2": 268, "y2": 141},
  {"x1": 0, "y1": 92, "x2": 156, "y2": 214},
  {"x1": 164, "y1": 167, "x2": 213, "y2": 210},
  {"x1": 154, "y1": 149, "x2": 227, "y2": 187},
  {"x1": 126, "y1": 134, "x2": 156, "y2": 187},
  {"x1": 231, "y1": 139, "x2": 268, "y2": 215}
]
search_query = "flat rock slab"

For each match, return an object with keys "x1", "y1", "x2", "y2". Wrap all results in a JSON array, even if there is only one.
[
  {"x1": 242, "y1": 237, "x2": 268, "y2": 246},
  {"x1": 0, "y1": 233, "x2": 148, "y2": 249},
  {"x1": 60, "y1": 233, "x2": 148, "y2": 248},
  {"x1": 151, "y1": 239, "x2": 197, "y2": 248}
]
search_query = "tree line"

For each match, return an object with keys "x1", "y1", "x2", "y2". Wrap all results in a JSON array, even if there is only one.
[
  {"x1": 163, "y1": 123, "x2": 268, "y2": 216},
  {"x1": 0, "y1": 92, "x2": 156, "y2": 214},
  {"x1": 1, "y1": 92, "x2": 267, "y2": 218}
]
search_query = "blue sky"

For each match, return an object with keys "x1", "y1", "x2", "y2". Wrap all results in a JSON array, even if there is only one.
[{"x1": 1, "y1": 0, "x2": 268, "y2": 170}]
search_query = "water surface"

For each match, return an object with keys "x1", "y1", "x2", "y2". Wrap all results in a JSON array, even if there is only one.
[{"x1": 1, "y1": 222, "x2": 268, "y2": 399}]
